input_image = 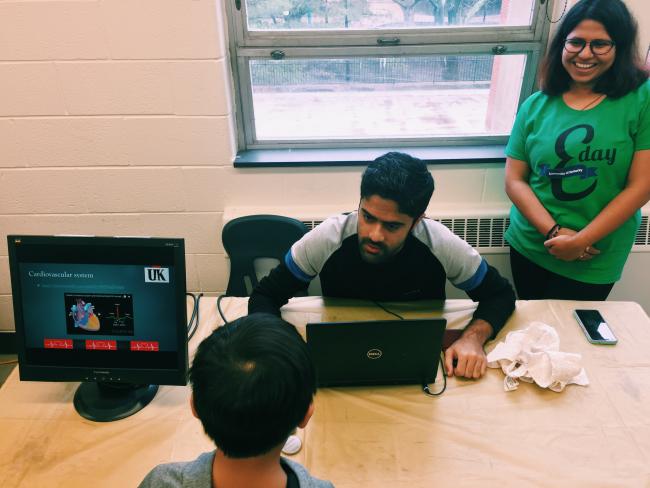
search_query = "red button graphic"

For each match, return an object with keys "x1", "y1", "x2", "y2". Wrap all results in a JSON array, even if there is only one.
[
  {"x1": 44, "y1": 338, "x2": 73, "y2": 349},
  {"x1": 130, "y1": 341, "x2": 159, "y2": 352},
  {"x1": 85, "y1": 340, "x2": 117, "y2": 351}
]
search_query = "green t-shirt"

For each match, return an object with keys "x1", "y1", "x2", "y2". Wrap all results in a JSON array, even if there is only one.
[{"x1": 505, "y1": 80, "x2": 650, "y2": 284}]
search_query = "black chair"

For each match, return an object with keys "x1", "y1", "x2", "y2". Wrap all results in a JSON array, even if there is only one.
[{"x1": 222, "y1": 214, "x2": 308, "y2": 296}]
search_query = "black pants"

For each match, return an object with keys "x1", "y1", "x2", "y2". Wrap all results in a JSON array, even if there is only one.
[{"x1": 509, "y1": 246, "x2": 614, "y2": 300}]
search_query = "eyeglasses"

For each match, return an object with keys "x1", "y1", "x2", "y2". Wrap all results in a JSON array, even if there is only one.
[{"x1": 564, "y1": 37, "x2": 616, "y2": 55}]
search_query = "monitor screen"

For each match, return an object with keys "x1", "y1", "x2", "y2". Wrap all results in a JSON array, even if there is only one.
[{"x1": 8, "y1": 235, "x2": 188, "y2": 421}]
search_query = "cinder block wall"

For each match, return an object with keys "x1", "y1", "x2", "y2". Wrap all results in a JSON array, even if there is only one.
[
  {"x1": 1, "y1": 0, "x2": 648, "y2": 331},
  {"x1": 0, "y1": 1, "x2": 238, "y2": 330}
]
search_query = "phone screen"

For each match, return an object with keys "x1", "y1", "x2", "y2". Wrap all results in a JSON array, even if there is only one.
[{"x1": 574, "y1": 309, "x2": 616, "y2": 342}]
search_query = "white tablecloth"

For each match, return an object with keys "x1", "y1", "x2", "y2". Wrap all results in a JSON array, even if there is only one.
[{"x1": 1, "y1": 297, "x2": 649, "y2": 487}]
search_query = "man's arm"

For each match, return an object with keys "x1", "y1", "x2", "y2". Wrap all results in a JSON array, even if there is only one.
[
  {"x1": 465, "y1": 264, "x2": 516, "y2": 337},
  {"x1": 445, "y1": 264, "x2": 516, "y2": 379},
  {"x1": 249, "y1": 214, "x2": 351, "y2": 315},
  {"x1": 248, "y1": 261, "x2": 309, "y2": 316}
]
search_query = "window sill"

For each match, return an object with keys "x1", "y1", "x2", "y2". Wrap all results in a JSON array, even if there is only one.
[{"x1": 234, "y1": 145, "x2": 506, "y2": 168}]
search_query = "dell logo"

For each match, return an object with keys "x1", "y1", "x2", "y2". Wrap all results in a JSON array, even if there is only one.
[
  {"x1": 367, "y1": 348, "x2": 382, "y2": 360},
  {"x1": 144, "y1": 267, "x2": 169, "y2": 283}
]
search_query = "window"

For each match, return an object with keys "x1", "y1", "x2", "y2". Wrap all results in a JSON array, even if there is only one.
[{"x1": 226, "y1": 0, "x2": 551, "y2": 154}]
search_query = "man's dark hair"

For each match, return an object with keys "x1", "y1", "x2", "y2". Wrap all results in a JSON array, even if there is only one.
[
  {"x1": 189, "y1": 313, "x2": 316, "y2": 458},
  {"x1": 360, "y1": 152, "x2": 434, "y2": 218},
  {"x1": 539, "y1": 0, "x2": 648, "y2": 98}
]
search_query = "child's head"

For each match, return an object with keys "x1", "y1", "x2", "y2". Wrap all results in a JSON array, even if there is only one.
[{"x1": 189, "y1": 313, "x2": 316, "y2": 458}]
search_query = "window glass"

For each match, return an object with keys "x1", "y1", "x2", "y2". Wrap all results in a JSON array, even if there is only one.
[
  {"x1": 227, "y1": 0, "x2": 548, "y2": 153},
  {"x1": 245, "y1": 0, "x2": 535, "y2": 31},
  {"x1": 251, "y1": 54, "x2": 527, "y2": 140}
]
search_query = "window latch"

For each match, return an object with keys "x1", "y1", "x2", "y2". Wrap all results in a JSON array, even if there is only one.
[
  {"x1": 235, "y1": 0, "x2": 241, "y2": 11},
  {"x1": 270, "y1": 50, "x2": 285, "y2": 60},
  {"x1": 377, "y1": 37, "x2": 400, "y2": 46},
  {"x1": 492, "y1": 45, "x2": 507, "y2": 55}
]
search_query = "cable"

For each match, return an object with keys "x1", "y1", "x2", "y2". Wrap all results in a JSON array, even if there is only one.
[
  {"x1": 372, "y1": 300, "x2": 405, "y2": 320},
  {"x1": 195, "y1": 293, "x2": 203, "y2": 335},
  {"x1": 216, "y1": 294, "x2": 229, "y2": 325},
  {"x1": 186, "y1": 292, "x2": 203, "y2": 340},
  {"x1": 188, "y1": 293, "x2": 203, "y2": 341},
  {"x1": 545, "y1": 0, "x2": 567, "y2": 24},
  {"x1": 422, "y1": 353, "x2": 447, "y2": 396},
  {"x1": 186, "y1": 292, "x2": 197, "y2": 331},
  {"x1": 373, "y1": 301, "x2": 446, "y2": 396}
]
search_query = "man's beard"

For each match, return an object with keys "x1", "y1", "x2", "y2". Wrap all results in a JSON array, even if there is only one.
[{"x1": 358, "y1": 238, "x2": 391, "y2": 263}]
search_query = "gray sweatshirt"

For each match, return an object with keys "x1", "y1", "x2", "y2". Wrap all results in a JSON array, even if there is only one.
[{"x1": 138, "y1": 451, "x2": 334, "y2": 488}]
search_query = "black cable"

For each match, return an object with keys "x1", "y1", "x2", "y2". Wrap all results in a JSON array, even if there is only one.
[
  {"x1": 545, "y1": 0, "x2": 567, "y2": 24},
  {"x1": 373, "y1": 301, "x2": 446, "y2": 396},
  {"x1": 196, "y1": 293, "x2": 203, "y2": 332},
  {"x1": 188, "y1": 293, "x2": 203, "y2": 340},
  {"x1": 193, "y1": 294, "x2": 199, "y2": 329},
  {"x1": 186, "y1": 292, "x2": 203, "y2": 340},
  {"x1": 372, "y1": 300, "x2": 405, "y2": 320},
  {"x1": 186, "y1": 292, "x2": 197, "y2": 331},
  {"x1": 422, "y1": 353, "x2": 447, "y2": 396},
  {"x1": 216, "y1": 294, "x2": 229, "y2": 325}
]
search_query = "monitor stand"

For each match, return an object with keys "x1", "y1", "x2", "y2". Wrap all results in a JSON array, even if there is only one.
[{"x1": 73, "y1": 382, "x2": 159, "y2": 422}]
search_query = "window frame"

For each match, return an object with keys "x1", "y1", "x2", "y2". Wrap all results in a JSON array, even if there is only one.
[{"x1": 225, "y1": 0, "x2": 553, "y2": 156}]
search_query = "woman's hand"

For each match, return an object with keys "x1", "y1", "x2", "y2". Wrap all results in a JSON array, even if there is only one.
[
  {"x1": 505, "y1": 158, "x2": 558, "y2": 237},
  {"x1": 544, "y1": 228, "x2": 600, "y2": 261}
]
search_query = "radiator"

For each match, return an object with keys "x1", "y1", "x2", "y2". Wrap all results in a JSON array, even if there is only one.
[{"x1": 223, "y1": 207, "x2": 650, "y2": 313}]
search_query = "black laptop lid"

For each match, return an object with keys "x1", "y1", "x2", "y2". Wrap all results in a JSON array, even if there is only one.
[{"x1": 306, "y1": 318, "x2": 446, "y2": 387}]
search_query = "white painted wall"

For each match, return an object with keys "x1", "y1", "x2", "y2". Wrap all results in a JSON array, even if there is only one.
[
  {"x1": 0, "y1": 0, "x2": 648, "y2": 330},
  {"x1": 626, "y1": 0, "x2": 650, "y2": 61}
]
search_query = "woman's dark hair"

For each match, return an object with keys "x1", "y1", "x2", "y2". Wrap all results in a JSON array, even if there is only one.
[
  {"x1": 190, "y1": 313, "x2": 316, "y2": 458},
  {"x1": 361, "y1": 152, "x2": 434, "y2": 218},
  {"x1": 539, "y1": 0, "x2": 648, "y2": 98}
]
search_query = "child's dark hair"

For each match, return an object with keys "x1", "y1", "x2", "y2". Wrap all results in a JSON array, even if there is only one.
[{"x1": 190, "y1": 313, "x2": 316, "y2": 458}]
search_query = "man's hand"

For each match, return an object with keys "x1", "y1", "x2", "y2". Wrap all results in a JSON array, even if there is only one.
[{"x1": 444, "y1": 319, "x2": 493, "y2": 379}]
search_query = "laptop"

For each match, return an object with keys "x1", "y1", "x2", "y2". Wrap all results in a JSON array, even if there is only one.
[{"x1": 306, "y1": 318, "x2": 447, "y2": 387}]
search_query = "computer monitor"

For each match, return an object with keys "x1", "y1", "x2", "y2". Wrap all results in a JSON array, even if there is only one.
[{"x1": 7, "y1": 235, "x2": 188, "y2": 422}]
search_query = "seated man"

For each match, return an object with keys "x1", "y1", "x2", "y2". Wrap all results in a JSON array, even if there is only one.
[
  {"x1": 139, "y1": 314, "x2": 334, "y2": 488},
  {"x1": 249, "y1": 152, "x2": 516, "y2": 379}
]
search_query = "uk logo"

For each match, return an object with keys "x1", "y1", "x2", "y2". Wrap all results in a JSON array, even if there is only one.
[{"x1": 144, "y1": 267, "x2": 169, "y2": 283}]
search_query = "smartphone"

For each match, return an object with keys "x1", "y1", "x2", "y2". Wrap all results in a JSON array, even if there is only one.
[{"x1": 573, "y1": 309, "x2": 617, "y2": 345}]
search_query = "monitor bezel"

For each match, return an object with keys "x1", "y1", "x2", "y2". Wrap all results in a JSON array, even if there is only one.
[{"x1": 7, "y1": 235, "x2": 188, "y2": 387}]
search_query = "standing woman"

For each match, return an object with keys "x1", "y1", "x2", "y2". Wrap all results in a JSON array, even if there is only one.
[{"x1": 505, "y1": 0, "x2": 650, "y2": 300}]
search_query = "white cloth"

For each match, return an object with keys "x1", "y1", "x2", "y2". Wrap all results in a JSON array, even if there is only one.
[{"x1": 486, "y1": 322, "x2": 589, "y2": 392}]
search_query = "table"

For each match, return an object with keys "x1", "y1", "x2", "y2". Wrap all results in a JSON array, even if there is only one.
[{"x1": 1, "y1": 298, "x2": 650, "y2": 487}]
